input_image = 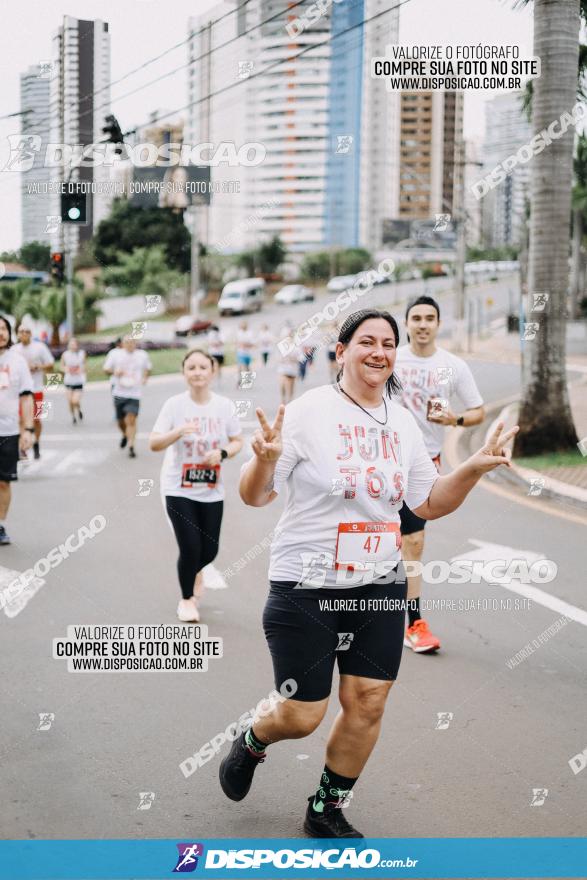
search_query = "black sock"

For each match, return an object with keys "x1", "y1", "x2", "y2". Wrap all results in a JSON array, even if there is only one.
[
  {"x1": 407, "y1": 597, "x2": 421, "y2": 627},
  {"x1": 311, "y1": 765, "x2": 358, "y2": 813},
  {"x1": 245, "y1": 726, "x2": 268, "y2": 755}
]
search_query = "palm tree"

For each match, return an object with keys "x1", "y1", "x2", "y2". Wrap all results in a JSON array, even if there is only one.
[
  {"x1": 570, "y1": 133, "x2": 587, "y2": 318},
  {"x1": 0, "y1": 279, "x2": 39, "y2": 320},
  {"x1": 513, "y1": 0, "x2": 581, "y2": 456},
  {"x1": 40, "y1": 287, "x2": 82, "y2": 346}
]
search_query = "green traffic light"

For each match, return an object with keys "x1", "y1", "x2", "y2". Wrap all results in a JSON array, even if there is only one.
[{"x1": 68, "y1": 207, "x2": 81, "y2": 220}]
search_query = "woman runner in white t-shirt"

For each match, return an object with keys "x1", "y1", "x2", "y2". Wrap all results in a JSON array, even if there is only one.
[
  {"x1": 149, "y1": 350, "x2": 243, "y2": 622},
  {"x1": 60, "y1": 338, "x2": 86, "y2": 424},
  {"x1": 218, "y1": 308, "x2": 518, "y2": 838}
]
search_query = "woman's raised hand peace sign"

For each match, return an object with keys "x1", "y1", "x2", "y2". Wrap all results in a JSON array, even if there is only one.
[
  {"x1": 251, "y1": 405, "x2": 285, "y2": 462},
  {"x1": 470, "y1": 421, "x2": 519, "y2": 474}
]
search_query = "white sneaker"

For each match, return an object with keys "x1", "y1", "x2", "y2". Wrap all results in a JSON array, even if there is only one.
[
  {"x1": 177, "y1": 600, "x2": 200, "y2": 623},
  {"x1": 202, "y1": 563, "x2": 228, "y2": 590}
]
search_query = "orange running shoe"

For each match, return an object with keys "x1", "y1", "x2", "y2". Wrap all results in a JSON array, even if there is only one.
[{"x1": 404, "y1": 619, "x2": 441, "y2": 653}]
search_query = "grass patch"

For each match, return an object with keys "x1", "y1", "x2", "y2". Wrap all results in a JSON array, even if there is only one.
[
  {"x1": 86, "y1": 348, "x2": 186, "y2": 383},
  {"x1": 85, "y1": 347, "x2": 236, "y2": 382},
  {"x1": 79, "y1": 315, "x2": 176, "y2": 340},
  {"x1": 515, "y1": 450, "x2": 587, "y2": 470}
]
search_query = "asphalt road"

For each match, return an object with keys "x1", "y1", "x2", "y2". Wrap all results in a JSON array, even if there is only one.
[
  {"x1": 149, "y1": 273, "x2": 520, "y2": 347},
  {"x1": 1, "y1": 329, "x2": 585, "y2": 844}
]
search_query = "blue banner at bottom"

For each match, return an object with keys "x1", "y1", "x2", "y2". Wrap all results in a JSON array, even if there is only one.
[{"x1": 0, "y1": 838, "x2": 585, "y2": 879}]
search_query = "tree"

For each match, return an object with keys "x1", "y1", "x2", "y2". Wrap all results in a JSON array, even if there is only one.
[
  {"x1": 40, "y1": 287, "x2": 83, "y2": 346},
  {"x1": 337, "y1": 248, "x2": 371, "y2": 275},
  {"x1": 256, "y1": 236, "x2": 286, "y2": 274},
  {"x1": 513, "y1": 0, "x2": 581, "y2": 456},
  {"x1": 232, "y1": 250, "x2": 256, "y2": 277},
  {"x1": 101, "y1": 246, "x2": 185, "y2": 298},
  {"x1": 0, "y1": 279, "x2": 43, "y2": 324},
  {"x1": 570, "y1": 133, "x2": 587, "y2": 318},
  {"x1": 76, "y1": 290, "x2": 102, "y2": 334},
  {"x1": 300, "y1": 251, "x2": 331, "y2": 281},
  {"x1": 93, "y1": 199, "x2": 191, "y2": 272},
  {"x1": 19, "y1": 242, "x2": 51, "y2": 271}
]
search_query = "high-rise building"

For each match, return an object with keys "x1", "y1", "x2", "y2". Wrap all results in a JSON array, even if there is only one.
[
  {"x1": 186, "y1": 3, "x2": 250, "y2": 254},
  {"x1": 327, "y1": 0, "x2": 400, "y2": 253},
  {"x1": 20, "y1": 66, "x2": 52, "y2": 246},
  {"x1": 394, "y1": 91, "x2": 464, "y2": 222},
  {"x1": 49, "y1": 16, "x2": 112, "y2": 254},
  {"x1": 463, "y1": 139, "x2": 483, "y2": 246},
  {"x1": 187, "y1": 0, "x2": 399, "y2": 256},
  {"x1": 480, "y1": 91, "x2": 531, "y2": 247}
]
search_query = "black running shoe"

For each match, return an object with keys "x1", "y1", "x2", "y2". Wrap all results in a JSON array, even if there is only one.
[
  {"x1": 129, "y1": 447, "x2": 136, "y2": 458},
  {"x1": 78, "y1": 409, "x2": 83, "y2": 421},
  {"x1": 303, "y1": 796, "x2": 364, "y2": 838},
  {"x1": 120, "y1": 436, "x2": 127, "y2": 449},
  {"x1": 33, "y1": 442, "x2": 40, "y2": 460},
  {"x1": 0, "y1": 526, "x2": 11, "y2": 545},
  {"x1": 219, "y1": 731, "x2": 265, "y2": 801}
]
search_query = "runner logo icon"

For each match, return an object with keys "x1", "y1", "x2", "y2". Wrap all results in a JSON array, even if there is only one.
[
  {"x1": 530, "y1": 788, "x2": 548, "y2": 806},
  {"x1": 173, "y1": 843, "x2": 204, "y2": 872}
]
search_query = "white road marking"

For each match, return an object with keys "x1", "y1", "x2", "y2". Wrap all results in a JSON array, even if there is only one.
[
  {"x1": 42, "y1": 433, "x2": 150, "y2": 442},
  {"x1": 451, "y1": 540, "x2": 587, "y2": 627},
  {"x1": 18, "y1": 448, "x2": 110, "y2": 478},
  {"x1": 0, "y1": 565, "x2": 45, "y2": 619}
]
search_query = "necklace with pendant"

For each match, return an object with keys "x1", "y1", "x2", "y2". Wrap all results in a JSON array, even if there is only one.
[{"x1": 337, "y1": 383, "x2": 388, "y2": 426}]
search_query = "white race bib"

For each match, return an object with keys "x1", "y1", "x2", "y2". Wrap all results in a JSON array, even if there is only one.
[{"x1": 335, "y1": 522, "x2": 401, "y2": 571}]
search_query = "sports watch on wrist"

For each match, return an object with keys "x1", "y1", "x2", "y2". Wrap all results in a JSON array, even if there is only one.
[
  {"x1": 456, "y1": 416, "x2": 464, "y2": 426},
  {"x1": 25, "y1": 427, "x2": 35, "y2": 433},
  {"x1": 220, "y1": 448, "x2": 228, "y2": 461}
]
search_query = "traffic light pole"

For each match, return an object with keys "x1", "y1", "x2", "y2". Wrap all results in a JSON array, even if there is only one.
[
  {"x1": 189, "y1": 205, "x2": 200, "y2": 316},
  {"x1": 65, "y1": 226, "x2": 74, "y2": 337}
]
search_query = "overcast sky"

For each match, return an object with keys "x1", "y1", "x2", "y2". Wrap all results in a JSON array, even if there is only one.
[{"x1": 0, "y1": 0, "x2": 533, "y2": 251}]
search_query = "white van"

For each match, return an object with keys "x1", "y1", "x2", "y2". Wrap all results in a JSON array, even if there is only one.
[{"x1": 218, "y1": 278, "x2": 265, "y2": 315}]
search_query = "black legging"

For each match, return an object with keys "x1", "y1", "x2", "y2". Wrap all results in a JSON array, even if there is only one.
[{"x1": 165, "y1": 496, "x2": 224, "y2": 599}]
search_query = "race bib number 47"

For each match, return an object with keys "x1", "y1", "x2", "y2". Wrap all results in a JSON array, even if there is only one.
[
  {"x1": 181, "y1": 463, "x2": 219, "y2": 488},
  {"x1": 335, "y1": 521, "x2": 401, "y2": 571}
]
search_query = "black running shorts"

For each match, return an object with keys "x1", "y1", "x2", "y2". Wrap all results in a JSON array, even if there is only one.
[
  {"x1": 0, "y1": 435, "x2": 20, "y2": 482},
  {"x1": 113, "y1": 396, "x2": 140, "y2": 420},
  {"x1": 263, "y1": 566, "x2": 407, "y2": 702},
  {"x1": 399, "y1": 502, "x2": 426, "y2": 535}
]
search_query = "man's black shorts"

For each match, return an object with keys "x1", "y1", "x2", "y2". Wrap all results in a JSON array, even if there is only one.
[
  {"x1": 399, "y1": 502, "x2": 426, "y2": 535},
  {"x1": 0, "y1": 435, "x2": 20, "y2": 482},
  {"x1": 113, "y1": 396, "x2": 140, "y2": 421},
  {"x1": 263, "y1": 566, "x2": 407, "y2": 702}
]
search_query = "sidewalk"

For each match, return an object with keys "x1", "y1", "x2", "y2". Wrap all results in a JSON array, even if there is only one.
[
  {"x1": 445, "y1": 323, "x2": 587, "y2": 507},
  {"x1": 445, "y1": 318, "x2": 587, "y2": 371}
]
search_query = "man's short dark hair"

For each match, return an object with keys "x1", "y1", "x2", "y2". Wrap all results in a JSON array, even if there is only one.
[{"x1": 405, "y1": 296, "x2": 440, "y2": 321}]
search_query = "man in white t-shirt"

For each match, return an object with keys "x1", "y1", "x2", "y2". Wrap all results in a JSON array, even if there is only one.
[
  {"x1": 103, "y1": 335, "x2": 152, "y2": 458},
  {"x1": 13, "y1": 325, "x2": 54, "y2": 460},
  {"x1": 395, "y1": 296, "x2": 485, "y2": 653},
  {"x1": 0, "y1": 316, "x2": 34, "y2": 544}
]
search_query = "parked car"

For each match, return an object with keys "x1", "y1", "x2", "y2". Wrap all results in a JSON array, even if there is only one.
[
  {"x1": 218, "y1": 278, "x2": 265, "y2": 315},
  {"x1": 326, "y1": 274, "x2": 357, "y2": 292},
  {"x1": 175, "y1": 316, "x2": 213, "y2": 337},
  {"x1": 274, "y1": 284, "x2": 315, "y2": 305}
]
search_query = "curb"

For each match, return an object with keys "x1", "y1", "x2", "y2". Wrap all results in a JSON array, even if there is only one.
[
  {"x1": 445, "y1": 396, "x2": 587, "y2": 512},
  {"x1": 485, "y1": 401, "x2": 587, "y2": 509}
]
